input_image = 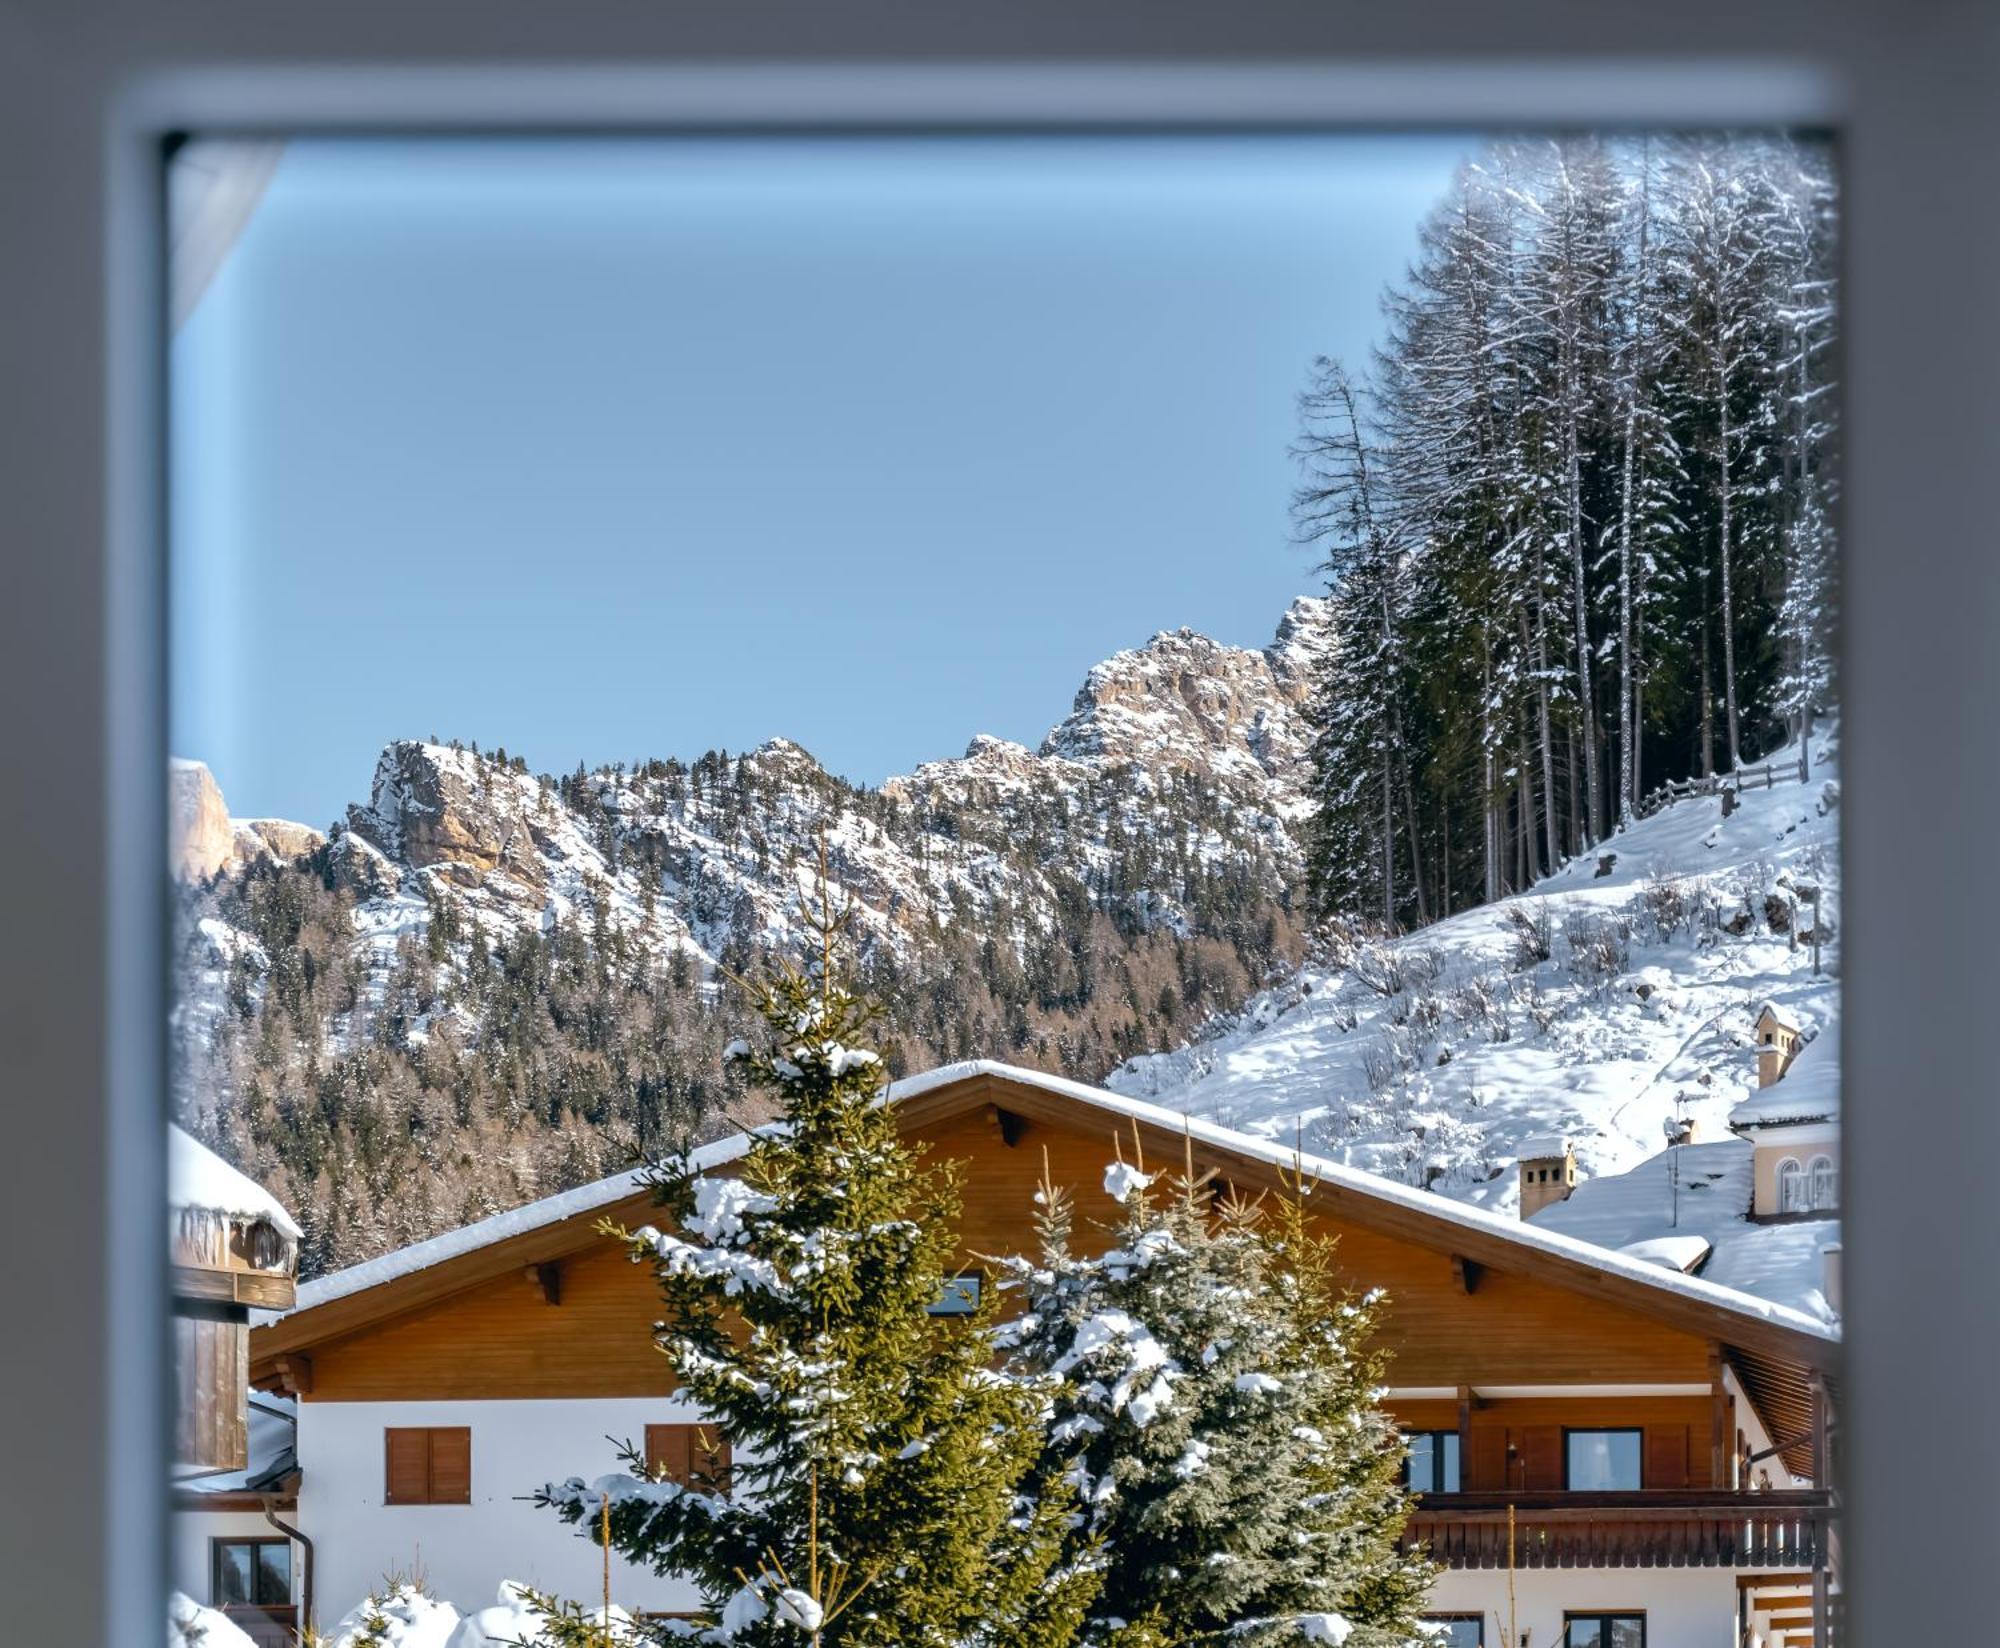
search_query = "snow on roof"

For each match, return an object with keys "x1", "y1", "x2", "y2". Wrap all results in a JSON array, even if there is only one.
[
  {"x1": 1516, "y1": 1134, "x2": 1573, "y2": 1161},
  {"x1": 1729, "y1": 1030, "x2": 1840, "y2": 1130},
  {"x1": 169, "y1": 1125, "x2": 301, "y2": 1239},
  {"x1": 292, "y1": 1131, "x2": 750, "y2": 1312},
  {"x1": 290, "y1": 1060, "x2": 1839, "y2": 1348},
  {"x1": 1757, "y1": 1000, "x2": 1801, "y2": 1032},
  {"x1": 1531, "y1": 1136, "x2": 1839, "y2": 1323},
  {"x1": 1620, "y1": 1234, "x2": 1713, "y2": 1273}
]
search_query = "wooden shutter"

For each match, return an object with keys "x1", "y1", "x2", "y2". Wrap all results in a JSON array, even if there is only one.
[
  {"x1": 1644, "y1": 1424, "x2": 1690, "y2": 1490},
  {"x1": 1467, "y1": 1427, "x2": 1507, "y2": 1492},
  {"x1": 645, "y1": 1424, "x2": 692, "y2": 1485},
  {"x1": 385, "y1": 1426, "x2": 471, "y2": 1504},
  {"x1": 1519, "y1": 1425, "x2": 1563, "y2": 1491},
  {"x1": 384, "y1": 1428, "x2": 430, "y2": 1505},
  {"x1": 646, "y1": 1423, "x2": 731, "y2": 1493},
  {"x1": 428, "y1": 1427, "x2": 472, "y2": 1503}
]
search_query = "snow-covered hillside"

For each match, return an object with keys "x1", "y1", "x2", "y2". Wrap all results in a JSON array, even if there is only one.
[{"x1": 1110, "y1": 725, "x2": 1841, "y2": 1220}]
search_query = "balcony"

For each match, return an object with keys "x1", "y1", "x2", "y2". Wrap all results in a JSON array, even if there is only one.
[{"x1": 1402, "y1": 1490, "x2": 1834, "y2": 1570}]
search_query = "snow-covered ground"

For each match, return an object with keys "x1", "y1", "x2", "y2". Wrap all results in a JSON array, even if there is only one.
[{"x1": 1110, "y1": 726, "x2": 1841, "y2": 1230}]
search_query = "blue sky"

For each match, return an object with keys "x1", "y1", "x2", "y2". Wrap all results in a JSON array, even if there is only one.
[{"x1": 171, "y1": 134, "x2": 1474, "y2": 827}]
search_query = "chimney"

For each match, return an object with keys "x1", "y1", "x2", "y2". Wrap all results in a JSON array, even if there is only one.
[
  {"x1": 1820, "y1": 1243, "x2": 1842, "y2": 1315},
  {"x1": 1518, "y1": 1137, "x2": 1577, "y2": 1220},
  {"x1": 1754, "y1": 1002, "x2": 1802, "y2": 1088}
]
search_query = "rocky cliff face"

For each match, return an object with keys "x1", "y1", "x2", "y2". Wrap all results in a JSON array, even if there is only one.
[
  {"x1": 171, "y1": 760, "x2": 324, "y2": 881},
  {"x1": 180, "y1": 598, "x2": 1329, "y2": 1035}
]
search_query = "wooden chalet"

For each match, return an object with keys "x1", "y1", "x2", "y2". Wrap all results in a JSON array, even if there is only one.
[
  {"x1": 248, "y1": 1063, "x2": 1841, "y2": 1648},
  {"x1": 170, "y1": 1125, "x2": 306, "y2": 1647}
]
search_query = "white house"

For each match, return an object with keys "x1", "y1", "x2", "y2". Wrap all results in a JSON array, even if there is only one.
[{"x1": 248, "y1": 1061, "x2": 1841, "y2": 1648}]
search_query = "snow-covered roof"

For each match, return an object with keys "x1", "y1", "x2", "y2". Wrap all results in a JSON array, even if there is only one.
[
  {"x1": 293, "y1": 1130, "x2": 749, "y2": 1312},
  {"x1": 1531, "y1": 1135, "x2": 1840, "y2": 1323},
  {"x1": 1516, "y1": 1134, "x2": 1573, "y2": 1161},
  {"x1": 1729, "y1": 1031, "x2": 1840, "y2": 1130},
  {"x1": 1756, "y1": 1000, "x2": 1801, "y2": 1032},
  {"x1": 169, "y1": 1125, "x2": 301, "y2": 1239},
  {"x1": 1619, "y1": 1234, "x2": 1712, "y2": 1273},
  {"x1": 287, "y1": 1059, "x2": 1839, "y2": 1351}
]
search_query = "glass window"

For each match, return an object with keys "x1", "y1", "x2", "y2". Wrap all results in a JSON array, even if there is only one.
[
  {"x1": 1564, "y1": 1615, "x2": 1645, "y2": 1648},
  {"x1": 1565, "y1": 1429, "x2": 1642, "y2": 1491},
  {"x1": 1776, "y1": 1157, "x2": 1806, "y2": 1213},
  {"x1": 1405, "y1": 1429, "x2": 1461, "y2": 1493},
  {"x1": 1423, "y1": 1615, "x2": 1484, "y2": 1647},
  {"x1": 212, "y1": 1538, "x2": 292, "y2": 1608},
  {"x1": 1808, "y1": 1155, "x2": 1838, "y2": 1210},
  {"x1": 931, "y1": 1274, "x2": 982, "y2": 1315}
]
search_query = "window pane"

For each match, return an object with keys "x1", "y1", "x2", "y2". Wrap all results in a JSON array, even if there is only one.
[
  {"x1": 1440, "y1": 1431, "x2": 1461, "y2": 1492},
  {"x1": 1563, "y1": 1622, "x2": 1601, "y2": 1648},
  {"x1": 214, "y1": 1542, "x2": 252, "y2": 1607},
  {"x1": 1567, "y1": 1430, "x2": 1642, "y2": 1491},
  {"x1": 931, "y1": 1275, "x2": 980, "y2": 1315},
  {"x1": 1424, "y1": 1619, "x2": 1483, "y2": 1647},
  {"x1": 255, "y1": 1542, "x2": 292, "y2": 1605},
  {"x1": 1608, "y1": 1619, "x2": 1644, "y2": 1648},
  {"x1": 1407, "y1": 1433, "x2": 1434, "y2": 1491}
]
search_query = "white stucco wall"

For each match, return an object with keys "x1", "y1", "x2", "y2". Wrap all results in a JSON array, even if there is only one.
[
  {"x1": 172, "y1": 1506, "x2": 300, "y2": 1607},
  {"x1": 1425, "y1": 1566, "x2": 1741, "y2": 1647},
  {"x1": 297, "y1": 1398, "x2": 708, "y2": 1623}
]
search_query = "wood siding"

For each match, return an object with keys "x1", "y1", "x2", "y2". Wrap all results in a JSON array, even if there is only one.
[
  {"x1": 174, "y1": 1311, "x2": 248, "y2": 1470},
  {"x1": 278, "y1": 1101, "x2": 1720, "y2": 1402},
  {"x1": 1387, "y1": 1395, "x2": 1724, "y2": 1491}
]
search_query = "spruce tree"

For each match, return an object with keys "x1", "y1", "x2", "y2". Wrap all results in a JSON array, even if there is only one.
[
  {"x1": 1001, "y1": 1140, "x2": 1436, "y2": 1648},
  {"x1": 536, "y1": 858, "x2": 1092, "y2": 1648}
]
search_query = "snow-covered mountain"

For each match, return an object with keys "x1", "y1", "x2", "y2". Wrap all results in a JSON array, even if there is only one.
[
  {"x1": 176, "y1": 599, "x2": 1329, "y2": 1072},
  {"x1": 1110, "y1": 725, "x2": 1841, "y2": 1225}
]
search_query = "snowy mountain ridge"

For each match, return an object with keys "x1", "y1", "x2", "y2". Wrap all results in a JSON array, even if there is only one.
[{"x1": 176, "y1": 599, "x2": 1330, "y2": 1067}]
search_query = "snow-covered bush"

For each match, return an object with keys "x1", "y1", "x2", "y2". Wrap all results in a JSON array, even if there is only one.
[
  {"x1": 328, "y1": 1581, "x2": 461, "y2": 1648},
  {"x1": 168, "y1": 1592, "x2": 259, "y2": 1648},
  {"x1": 1639, "y1": 872, "x2": 1702, "y2": 942},
  {"x1": 446, "y1": 1581, "x2": 641, "y2": 1648},
  {"x1": 1560, "y1": 909, "x2": 1630, "y2": 986},
  {"x1": 1503, "y1": 902, "x2": 1553, "y2": 970}
]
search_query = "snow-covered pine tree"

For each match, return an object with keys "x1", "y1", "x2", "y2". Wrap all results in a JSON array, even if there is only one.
[
  {"x1": 1000, "y1": 1139, "x2": 1435, "y2": 1648},
  {"x1": 536, "y1": 859, "x2": 1093, "y2": 1648}
]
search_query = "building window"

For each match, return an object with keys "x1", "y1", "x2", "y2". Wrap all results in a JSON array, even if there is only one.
[
  {"x1": 1564, "y1": 1429, "x2": 1643, "y2": 1491},
  {"x1": 646, "y1": 1422, "x2": 733, "y2": 1494},
  {"x1": 384, "y1": 1425, "x2": 472, "y2": 1505},
  {"x1": 1776, "y1": 1157, "x2": 1808, "y2": 1214},
  {"x1": 1563, "y1": 1613, "x2": 1645, "y2": 1647},
  {"x1": 1807, "y1": 1154, "x2": 1838, "y2": 1210},
  {"x1": 1404, "y1": 1429, "x2": 1461, "y2": 1494},
  {"x1": 931, "y1": 1273, "x2": 982, "y2": 1315},
  {"x1": 212, "y1": 1537, "x2": 292, "y2": 1610},
  {"x1": 1422, "y1": 1614, "x2": 1484, "y2": 1646}
]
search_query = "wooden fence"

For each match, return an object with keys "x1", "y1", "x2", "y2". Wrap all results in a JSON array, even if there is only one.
[{"x1": 1636, "y1": 759, "x2": 1806, "y2": 819}]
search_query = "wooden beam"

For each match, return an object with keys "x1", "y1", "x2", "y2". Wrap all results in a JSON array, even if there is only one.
[
  {"x1": 272, "y1": 1354, "x2": 312, "y2": 1397},
  {"x1": 1456, "y1": 1384, "x2": 1473, "y2": 1482},
  {"x1": 525, "y1": 1262, "x2": 562, "y2": 1305},
  {"x1": 1451, "y1": 1254, "x2": 1483, "y2": 1294},
  {"x1": 1710, "y1": 1342, "x2": 1728, "y2": 1488},
  {"x1": 984, "y1": 1104, "x2": 1026, "y2": 1148}
]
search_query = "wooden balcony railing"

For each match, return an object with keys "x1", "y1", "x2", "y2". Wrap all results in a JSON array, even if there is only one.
[{"x1": 1402, "y1": 1490, "x2": 1834, "y2": 1570}]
